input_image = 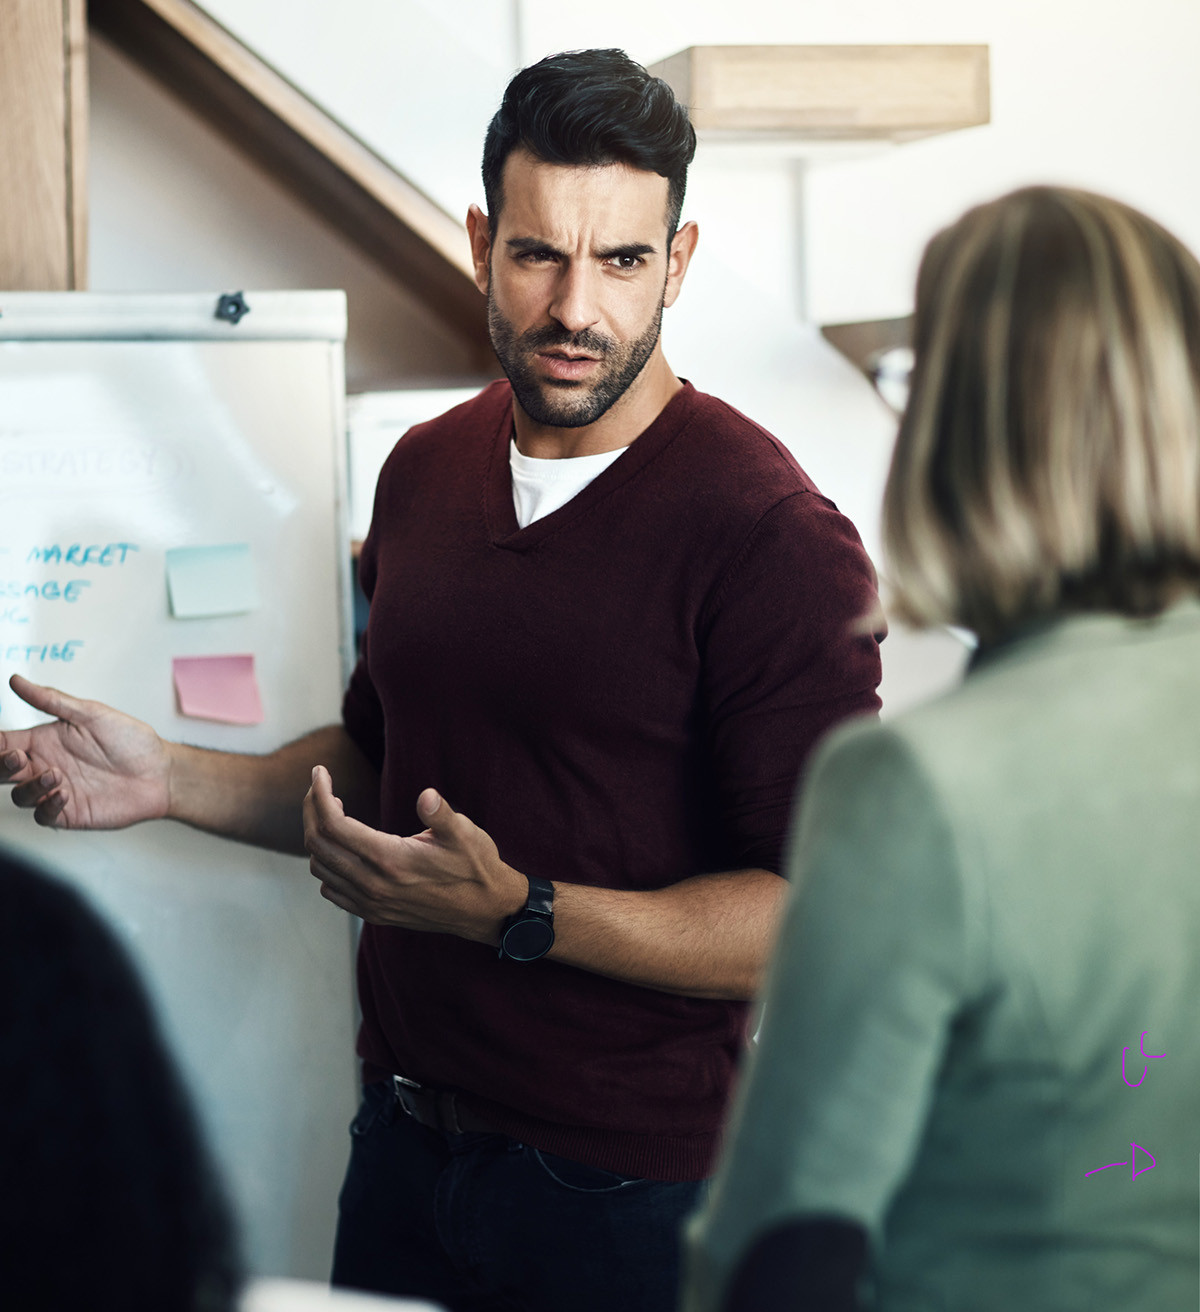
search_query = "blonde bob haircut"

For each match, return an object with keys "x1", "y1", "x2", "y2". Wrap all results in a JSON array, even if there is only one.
[{"x1": 884, "y1": 185, "x2": 1200, "y2": 645}]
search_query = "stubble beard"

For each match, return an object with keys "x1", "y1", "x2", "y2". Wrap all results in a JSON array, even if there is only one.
[{"x1": 487, "y1": 285, "x2": 665, "y2": 430}]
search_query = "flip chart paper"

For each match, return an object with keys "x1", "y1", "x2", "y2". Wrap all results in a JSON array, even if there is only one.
[
  {"x1": 166, "y1": 544, "x2": 259, "y2": 618},
  {"x1": 173, "y1": 654, "x2": 264, "y2": 725}
]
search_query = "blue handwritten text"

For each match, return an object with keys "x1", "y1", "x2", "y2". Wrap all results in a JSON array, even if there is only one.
[{"x1": 25, "y1": 543, "x2": 139, "y2": 567}]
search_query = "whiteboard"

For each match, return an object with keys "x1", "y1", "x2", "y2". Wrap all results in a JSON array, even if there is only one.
[{"x1": 0, "y1": 292, "x2": 358, "y2": 1280}]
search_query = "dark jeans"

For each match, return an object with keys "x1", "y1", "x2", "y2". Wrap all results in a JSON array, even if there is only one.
[{"x1": 331, "y1": 1080, "x2": 706, "y2": 1312}]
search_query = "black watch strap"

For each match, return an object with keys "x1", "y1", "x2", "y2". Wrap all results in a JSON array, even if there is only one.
[
  {"x1": 522, "y1": 874, "x2": 554, "y2": 919},
  {"x1": 498, "y1": 874, "x2": 555, "y2": 962}
]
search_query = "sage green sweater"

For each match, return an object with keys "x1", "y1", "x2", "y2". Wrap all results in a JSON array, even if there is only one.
[{"x1": 686, "y1": 601, "x2": 1200, "y2": 1311}]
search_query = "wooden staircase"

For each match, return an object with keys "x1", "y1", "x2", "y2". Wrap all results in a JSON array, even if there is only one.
[{"x1": 1, "y1": 0, "x2": 491, "y2": 365}]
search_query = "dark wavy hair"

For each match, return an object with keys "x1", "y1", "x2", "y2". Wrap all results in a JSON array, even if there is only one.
[
  {"x1": 0, "y1": 854, "x2": 242, "y2": 1312},
  {"x1": 482, "y1": 48, "x2": 697, "y2": 241}
]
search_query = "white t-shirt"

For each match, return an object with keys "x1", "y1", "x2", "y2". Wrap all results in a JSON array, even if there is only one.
[{"x1": 509, "y1": 439, "x2": 626, "y2": 528}]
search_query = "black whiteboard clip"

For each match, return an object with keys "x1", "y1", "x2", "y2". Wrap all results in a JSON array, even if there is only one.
[{"x1": 215, "y1": 291, "x2": 250, "y2": 325}]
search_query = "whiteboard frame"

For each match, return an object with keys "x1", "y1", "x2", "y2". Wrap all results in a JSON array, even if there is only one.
[{"x1": 0, "y1": 290, "x2": 348, "y2": 343}]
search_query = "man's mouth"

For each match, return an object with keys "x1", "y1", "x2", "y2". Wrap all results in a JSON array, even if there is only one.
[{"x1": 535, "y1": 350, "x2": 603, "y2": 381}]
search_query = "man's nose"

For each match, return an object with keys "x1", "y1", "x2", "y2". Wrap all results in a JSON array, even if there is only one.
[{"x1": 548, "y1": 262, "x2": 602, "y2": 335}]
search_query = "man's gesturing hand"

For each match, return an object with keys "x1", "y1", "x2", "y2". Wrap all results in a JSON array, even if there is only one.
[
  {"x1": 0, "y1": 675, "x2": 172, "y2": 829},
  {"x1": 303, "y1": 767, "x2": 528, "y2": 943}
]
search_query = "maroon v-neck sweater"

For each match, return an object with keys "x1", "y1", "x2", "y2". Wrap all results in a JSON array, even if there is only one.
[{"x1": 342, "y1": 381, "x2": 882, "y2": 1179}]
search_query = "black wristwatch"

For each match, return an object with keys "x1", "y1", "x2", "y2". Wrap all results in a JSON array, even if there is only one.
[{"x1": 498, "y1": 874, "x2": 555, "y2": 962}]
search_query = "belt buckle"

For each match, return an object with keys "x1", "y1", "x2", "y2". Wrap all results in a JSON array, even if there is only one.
[
  {"x1": 392, "y1": 1073, "x2": 466, "y2": 1135},
  {"x1": 391, "y1": 1073, "x2": 423, "y2": 1123}
]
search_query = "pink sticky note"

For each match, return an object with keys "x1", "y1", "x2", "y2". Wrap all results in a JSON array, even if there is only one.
[{"x1": 173, "y1": 654, "x2": 264, "y2": 725}]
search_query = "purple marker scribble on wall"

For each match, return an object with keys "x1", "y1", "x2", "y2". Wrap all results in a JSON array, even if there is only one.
[
  {"x1": 1085, "y1": 1143, "x2": 1157, "y2": 1181},
  {"x1": 1121, "y1": 1031, "x2": 1166, "y2": 1088}
]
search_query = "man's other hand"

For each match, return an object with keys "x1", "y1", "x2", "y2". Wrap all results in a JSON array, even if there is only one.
[
  {"x1": 303, "y1": 767, "x2": 527, "y2": 943},
  {"x1": 0, "y1": 674, "x2": 172, "y2": 830}
]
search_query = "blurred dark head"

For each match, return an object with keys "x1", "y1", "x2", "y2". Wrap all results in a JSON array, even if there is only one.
[
  {"x1": 482, "y1": 48, "x2": 696, "y2": 243},
  {"x1": 0, "y1": 853, "x2": 242, "y2": 1312}
]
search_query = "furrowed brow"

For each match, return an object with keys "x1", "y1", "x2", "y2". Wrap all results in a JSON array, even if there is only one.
[
  {"x1": 596, "y1": 243, "x2": 658, "y2": 261},
  {"x1": 506, "y1": 236, "x2": 565, "y2": 256}
]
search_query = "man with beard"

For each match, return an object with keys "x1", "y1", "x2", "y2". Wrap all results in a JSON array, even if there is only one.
[{"x1": 0, "y1": 49, "x2": 883, "y2": 1312}]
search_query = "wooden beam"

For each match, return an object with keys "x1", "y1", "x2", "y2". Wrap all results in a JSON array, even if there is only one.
[
  {"x1": 821, "y1": 316, "x2": 912, "y2": 377},
  {"x1": 822, "y1": 317, "x2": 913, "y2": 415},
  {"x1": 88, "y1": 0, "x2": 490, "y2": 359},
  {"x1": 67, "y1": 0, "x2": 89, "y2": 287},
  {"x1": 650, "y1": 45, "x2": 990, "y2": 141},
  {"x1": 0, "y1": 0, "x2": 88, "y2": 289}
]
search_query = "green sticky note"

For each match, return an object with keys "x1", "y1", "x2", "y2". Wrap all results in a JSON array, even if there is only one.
[{"x1": 166, "y1": 544, "x2": 259, "y2": 618}]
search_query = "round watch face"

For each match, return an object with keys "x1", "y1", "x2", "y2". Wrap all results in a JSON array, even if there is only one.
[{"x1": 501, "y1": 915, "x2": 555, "y2": 962}]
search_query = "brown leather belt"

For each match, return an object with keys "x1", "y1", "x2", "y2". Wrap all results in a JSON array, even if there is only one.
[{"x1": 391, "y1": 1075, "x2": 501, "y2": 1135}]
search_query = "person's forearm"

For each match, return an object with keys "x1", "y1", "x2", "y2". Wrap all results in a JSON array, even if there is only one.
[
  {"x1": 167, "y1": 724, "x2": 379, "y2": 856},
  {"x1": 547, "y1": 869, "x2": 786, "y2": 1001},
  {"x1": 301, "y1": 781, "x2": 785, "y2": 998}
]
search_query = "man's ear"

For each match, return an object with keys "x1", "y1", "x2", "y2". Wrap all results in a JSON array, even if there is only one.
[
  {"x1": 466, "y1": 205, "x2": 492, "y2": 296},
  {"x1": 663, "y1": 221, "x2": 699, "y2": 308}
]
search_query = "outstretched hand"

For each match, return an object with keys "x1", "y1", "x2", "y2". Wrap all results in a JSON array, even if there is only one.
[
  {"x1": 303, "y1": 767, "x2": 527, "y2": 943},
  {"x1": 0, "y1": 674, "x2": 172, "y2": 829}
]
